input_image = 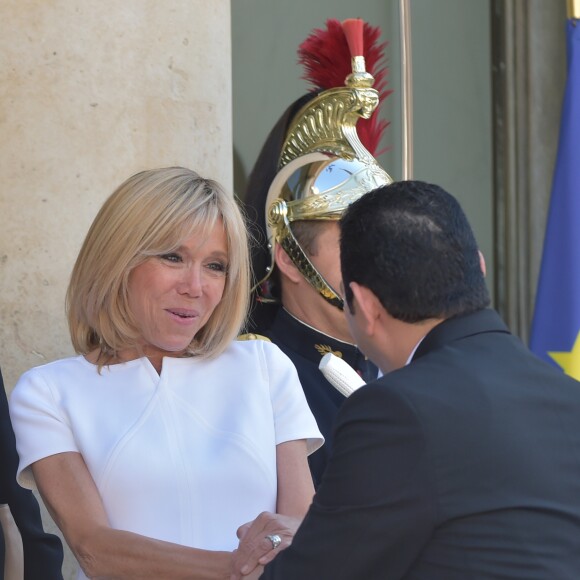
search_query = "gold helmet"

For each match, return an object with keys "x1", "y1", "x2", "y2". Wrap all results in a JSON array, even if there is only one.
[{"x1": 244, "y1": 19, "x2": 393, "y2": 313}]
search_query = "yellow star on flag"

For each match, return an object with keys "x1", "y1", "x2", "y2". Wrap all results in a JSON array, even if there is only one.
[{"x1": 548, "y1": 330, "x2": 580, "y2": 381}]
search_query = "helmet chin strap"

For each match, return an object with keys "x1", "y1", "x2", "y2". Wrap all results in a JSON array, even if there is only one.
[{"x1": 269, "y1": 199, "x2": 344, "y2": 310}]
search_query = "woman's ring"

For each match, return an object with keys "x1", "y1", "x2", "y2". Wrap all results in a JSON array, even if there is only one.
[{"x1": 266, "y1": 533, "x2": 282, "y2": 549}]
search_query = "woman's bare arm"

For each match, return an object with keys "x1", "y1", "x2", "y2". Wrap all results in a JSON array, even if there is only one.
[
  {"x1": 32, "y1": 452, "x2": 231, "y2": 579},
  {"x1": 275, "y1": 439, "x2": 314, "y2": 517},
  {"x1": 230, "y1": 439, "x2": 314, "y2": 578}
]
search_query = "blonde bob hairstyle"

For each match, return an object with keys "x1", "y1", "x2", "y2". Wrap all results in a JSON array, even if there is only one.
[{"x1": 67, "y1": 167, "x2": 250, "y2": 363}]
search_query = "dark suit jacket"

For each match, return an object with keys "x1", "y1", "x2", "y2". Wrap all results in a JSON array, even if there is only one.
[
  {"x1": 0, "y1": 368, "x2": 64, "y2": 580},
  {"x1": 262, "y1": 309, "x2": 580, "y2": 579}
]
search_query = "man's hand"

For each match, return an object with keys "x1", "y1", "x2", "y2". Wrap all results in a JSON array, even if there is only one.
[{"x1": 230, "y1": 511, "x2": 302, "y2": 579}]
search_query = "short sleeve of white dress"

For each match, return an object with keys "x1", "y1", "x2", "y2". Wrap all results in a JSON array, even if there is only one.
[
  {"x1": 260, "y1": 341, "x2": 324, "y2": 455},
  {"x1": 9, "y1": 365, "x2": 78, "y2": 490}
]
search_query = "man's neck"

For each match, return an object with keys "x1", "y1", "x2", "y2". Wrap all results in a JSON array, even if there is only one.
[
  {"x1": 281, "y1": 287, "x2": 353, "y2": 343},
  {"x1": 282, "y1": 307, "x2": 356, "y2": 346},
  {"x1": 377, "y1": 316, "x2": 445, "y2": 373}
]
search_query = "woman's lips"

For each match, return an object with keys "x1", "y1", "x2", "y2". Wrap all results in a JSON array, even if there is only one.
[{"x1": 166, "y1": 308, "x2": 200, "y2": 322}]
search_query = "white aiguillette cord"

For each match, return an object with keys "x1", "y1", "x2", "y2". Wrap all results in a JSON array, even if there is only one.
[{"x1": 319, "y1": 352, "x2": 366, "y2": 397}]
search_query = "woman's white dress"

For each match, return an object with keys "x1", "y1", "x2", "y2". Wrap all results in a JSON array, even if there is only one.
[{"x1": 10, "y1": 339, "x2": 323, "y2": 568}]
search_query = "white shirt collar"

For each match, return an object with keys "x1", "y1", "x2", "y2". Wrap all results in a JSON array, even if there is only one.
[{"x1": 405, "y1": 335, "x2": 426, "y2": 366}]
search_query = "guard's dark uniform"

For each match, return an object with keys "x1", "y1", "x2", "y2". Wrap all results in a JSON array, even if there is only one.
[
  {"x1": 1, "y1": 368, "x2": 64, "y2": 580},
  {"x1": 259, "y1": 308, "x2": 376, "y2": 487}
]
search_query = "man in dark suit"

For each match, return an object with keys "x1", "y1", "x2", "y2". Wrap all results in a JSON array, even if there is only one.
[
  {"x1": 1, "y1": 368, "x2": 64, "y2": 579},
  {"x1": 233, "y1": 180, "x2": 580, "y2": 579}
]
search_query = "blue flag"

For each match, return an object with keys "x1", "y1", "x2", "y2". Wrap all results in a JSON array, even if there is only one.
[{"x1": 530, "y1": 19, "x2": 580, "y2": 380}]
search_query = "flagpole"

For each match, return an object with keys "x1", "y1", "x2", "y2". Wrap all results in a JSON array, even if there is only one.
[
  {"x1": 399, "y1": 0, "x2": 413, "y2": 180},
  {"x1": 568, "y1": 0, "x2": 580, "y2": 18}
]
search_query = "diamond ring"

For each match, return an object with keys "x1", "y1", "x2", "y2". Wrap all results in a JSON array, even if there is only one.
[{"x1": 265, "y1": 533, "x2": 282, "y2": 549}]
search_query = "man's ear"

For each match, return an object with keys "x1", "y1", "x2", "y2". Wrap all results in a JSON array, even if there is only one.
[
  {"x1": 274, "y1": 243, "x2": 302, "y2": 284},
  {"x1": 349, "y1": 281, "x2": 382, "y2": 336},
  {"x1": 478, "y1": 250, "x2": 487, "y2": 278}
]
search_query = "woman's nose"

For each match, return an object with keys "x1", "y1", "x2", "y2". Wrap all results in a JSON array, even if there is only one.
[{"x1": 178, "y1": 266, "x2": 203, "y2": 297}]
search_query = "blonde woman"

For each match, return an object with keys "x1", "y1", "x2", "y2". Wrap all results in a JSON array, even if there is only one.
[{"x1": 10, "y1": 167, "x2": 322, "y2": 579}]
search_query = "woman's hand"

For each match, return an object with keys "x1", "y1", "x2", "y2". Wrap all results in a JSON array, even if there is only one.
[{"x1": 230, "y1": 511, "x2": 301, "y2": 579}]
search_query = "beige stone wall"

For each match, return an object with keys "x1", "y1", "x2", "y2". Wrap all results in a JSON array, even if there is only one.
[{"x1": 0, "y1": 2, "x2": 232, "y2": 577}]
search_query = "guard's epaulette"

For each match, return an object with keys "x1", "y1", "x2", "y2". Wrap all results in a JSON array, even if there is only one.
[{"x1": 237, "y1": 333, "x2": 272, "y2": 342}]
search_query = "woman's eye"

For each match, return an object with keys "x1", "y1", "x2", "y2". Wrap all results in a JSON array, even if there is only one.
[
  {"x1": 160, "y1": 253, "x2": 182, "y2": 263},
  {"x1": 207, "y1": 261, "x2": 227, "y2": 274}
]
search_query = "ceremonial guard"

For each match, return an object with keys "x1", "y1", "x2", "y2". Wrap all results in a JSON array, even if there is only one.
[{"x1": 242, "y1": 19, "x2": 393, "y2": 486}]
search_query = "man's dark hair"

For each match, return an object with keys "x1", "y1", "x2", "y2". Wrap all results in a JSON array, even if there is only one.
[{"x1": 340, "y1": 180, "x2": 490, "y2": 322}]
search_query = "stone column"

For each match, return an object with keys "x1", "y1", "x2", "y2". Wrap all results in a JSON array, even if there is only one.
[
  {"x1": 0, "y1": 3, "x2": 231, "y2": 577},
  {"x1": 0, "y1": 0, "x2": 232, "y2": 391}
]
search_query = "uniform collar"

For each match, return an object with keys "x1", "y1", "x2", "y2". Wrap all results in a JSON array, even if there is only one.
[{"x1": 270, "y1": 308, "x2": 367, "y2": 370}]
